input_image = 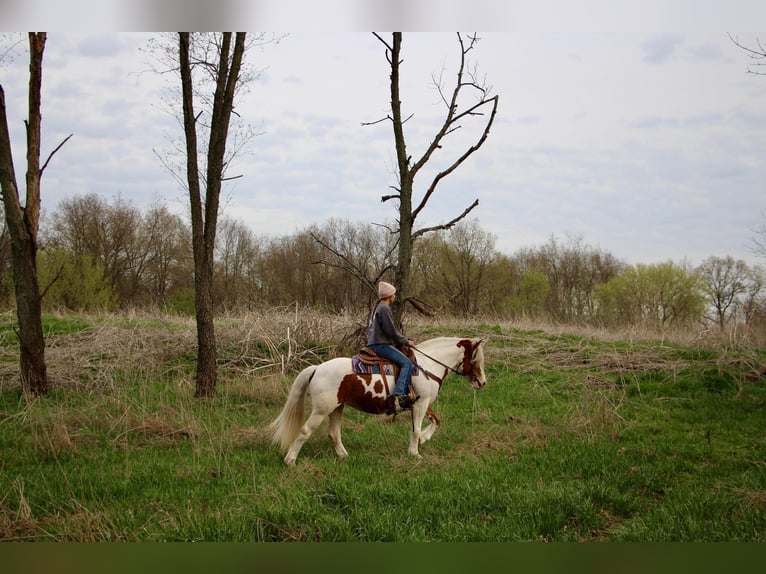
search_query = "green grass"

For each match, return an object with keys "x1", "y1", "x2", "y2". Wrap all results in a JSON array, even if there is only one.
[
  {"x1": 0, "y1": 313, "x2": 91, "y2": 346},
  {"x1": 0, "y1": 318, "x2": 765, "y2": 541}
]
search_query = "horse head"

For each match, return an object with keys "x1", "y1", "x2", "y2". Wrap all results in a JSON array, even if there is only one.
[{"x1": 457, "y1": 338, "x2": 487, "y2": 390}]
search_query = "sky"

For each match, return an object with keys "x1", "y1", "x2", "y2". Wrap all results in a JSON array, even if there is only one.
[{"x1": 1, "y1": 1, "x2": 766, "y2": 268}]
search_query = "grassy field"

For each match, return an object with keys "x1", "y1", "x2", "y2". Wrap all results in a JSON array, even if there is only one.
[{"x1": 0, "y1": 310, "x2": 765, "y2": 542}]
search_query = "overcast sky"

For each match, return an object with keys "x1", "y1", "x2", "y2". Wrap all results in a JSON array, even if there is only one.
[{"x1": 1, "y1": 1, "x2": 765, "y2": 267}]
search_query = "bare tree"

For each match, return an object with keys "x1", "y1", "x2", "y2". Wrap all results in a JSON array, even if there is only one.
[
  {"x1": 0, "y1": 33, "x2": 70, "y2": 396},
  {"x1": 699, "y1": 256, "x2": 764, "y2": 330},
  {"x1": 178, "y1": 32, "x2": 248, "y2": 397},
  {"x1": 142, "y1": 204, "x2": 191, "y2": 305},
  {"x1": 310, "y1": 219, "x2": 398, "y2": 307},
  {"x1": 370, "y1": 33, "x2": 499, "y2": 326},
  {"x1": 47, "y1": 194, "x2": 142, "y2": 303}
]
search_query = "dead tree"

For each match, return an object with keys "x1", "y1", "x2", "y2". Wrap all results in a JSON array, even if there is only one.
[
  {"x1": 370, "y1": 33, "x2": 499, "y2": 326},
  {"x1": 0, "y1": 33, "x2": 70, "y2": 396}
]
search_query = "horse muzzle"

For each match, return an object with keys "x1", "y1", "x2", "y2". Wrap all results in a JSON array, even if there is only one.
[{"x1": 470, "y1": 376, "x2": 486, "y2": 390}]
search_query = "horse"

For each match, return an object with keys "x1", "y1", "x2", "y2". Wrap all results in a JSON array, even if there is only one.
[{"x1": 267, "y1": 337, "x2": 487, "y2": 466}]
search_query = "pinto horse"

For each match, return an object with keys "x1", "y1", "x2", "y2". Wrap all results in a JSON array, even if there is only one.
[{"x1": 267, "y1": 337, "x2": 487, "y2": 465}]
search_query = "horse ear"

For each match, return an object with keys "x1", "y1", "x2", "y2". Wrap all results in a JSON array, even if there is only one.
[{"x1": 472, "y1": 338, "x2": 486, "y2": 356}]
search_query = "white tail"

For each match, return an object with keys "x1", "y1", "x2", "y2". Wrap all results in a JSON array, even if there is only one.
[{"x1": 267, "y1": 366, "x2": 316, "y2": 452}]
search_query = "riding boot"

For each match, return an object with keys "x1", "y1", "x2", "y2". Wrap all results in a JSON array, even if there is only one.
[{"x1": 385, "y1": 393, "x2": 416, "y2": 415}]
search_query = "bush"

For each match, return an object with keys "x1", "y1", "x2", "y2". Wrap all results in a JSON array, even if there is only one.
[{"x1": 38, "y1": 249, "x2": 117, "y2": 312}]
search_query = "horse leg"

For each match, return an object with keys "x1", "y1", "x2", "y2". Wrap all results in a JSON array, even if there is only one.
[
  {"x1": 419, "y1": 407, "x2": 441, "y2": 445},
  {"x1": 283, "y1": 411, "x2": 327, "y2": 466},
  {"x1": 327, "y1": 405, "x2": 348, "y2": 459},
  {"x1": 407, "y1": 401, "x2": 430, "y2": 459}
]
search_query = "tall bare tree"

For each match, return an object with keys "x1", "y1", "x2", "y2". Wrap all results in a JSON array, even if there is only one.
[
  {"x1": 179, "y1": 32, "x2": 247, "y2": 397},
  {"x1": 0, "y1": 33, "x2": 69, "y2": 396},
  {"x1": 370, "y1": 33, "x2": 499, "y2": 326}
]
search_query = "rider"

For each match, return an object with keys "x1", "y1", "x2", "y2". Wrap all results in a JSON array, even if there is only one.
[{"x1": 367, "y1": 281, "x2": 417, "y2": 411}]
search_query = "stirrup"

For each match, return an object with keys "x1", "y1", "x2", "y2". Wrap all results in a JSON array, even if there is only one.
[{"x1": 396, "y1": 395, "x2": 415, "y2": 410}]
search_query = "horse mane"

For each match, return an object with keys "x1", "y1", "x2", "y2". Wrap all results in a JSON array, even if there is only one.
[{"x1": 418, "y1": 336, "x2": 482, "y2": 350}]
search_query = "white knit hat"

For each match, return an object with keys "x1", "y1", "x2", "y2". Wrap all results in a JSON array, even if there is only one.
[{"x1": 378, "y1": 281, "x2": 396, "y2": 298}]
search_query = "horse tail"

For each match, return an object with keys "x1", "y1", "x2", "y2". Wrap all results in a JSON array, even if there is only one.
[{"x1": 267, "y1": 365, "x2": 316, "y2": 452}]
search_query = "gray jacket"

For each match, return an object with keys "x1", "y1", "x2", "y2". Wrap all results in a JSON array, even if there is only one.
[{"x1": 367, "y1": 302, "x2": 408, "y2": 347}]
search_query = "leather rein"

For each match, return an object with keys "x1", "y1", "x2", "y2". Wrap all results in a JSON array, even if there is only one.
[{"x1": 411, "y1": 343, "x2": 479, "y2": 387}]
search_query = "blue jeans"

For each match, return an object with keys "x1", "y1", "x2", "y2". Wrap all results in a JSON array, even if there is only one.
[{"x1": 368, "y1": 344, "x2": 412, "y2": 395}]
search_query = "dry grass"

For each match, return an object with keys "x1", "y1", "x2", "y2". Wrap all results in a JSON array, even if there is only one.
[
  {"x1": 0, "y1": 307, "x2": 362, "y2": 394},
  {"x1": 2, "y1": 308, "x2": 762, "y2": 395}
]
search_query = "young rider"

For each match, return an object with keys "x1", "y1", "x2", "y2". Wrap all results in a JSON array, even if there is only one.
[{"x1": 366, "y1": 281, "x2": 416, "y2": 411}]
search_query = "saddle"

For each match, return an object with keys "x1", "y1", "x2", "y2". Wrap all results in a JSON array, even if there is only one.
[{"x1": 352, "y1": 345, "x2": 419, "y2": 378}]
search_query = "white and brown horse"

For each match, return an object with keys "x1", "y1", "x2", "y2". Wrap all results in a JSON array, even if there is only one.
[{"x1": 267, "y1": 337, "x2": 487, "y2": 465}]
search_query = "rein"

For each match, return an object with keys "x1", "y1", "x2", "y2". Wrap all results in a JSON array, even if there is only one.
[{"x1": 411, "y1": 344, "x2": 474, "y2": 383}]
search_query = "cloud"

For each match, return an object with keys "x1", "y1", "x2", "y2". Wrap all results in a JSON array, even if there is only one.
[
  {"x1": 641, "y1": 34, "x2": 685, "y2": 64},
  {"x1": 76, "y1": 34, "x2": 136, "y2": 58},
  {"x1": 686, "y1": 42, "x2": 724, "y2": 62},
  {"x1": 629, "y1": 113, "x2": 723, "y2": 130}
]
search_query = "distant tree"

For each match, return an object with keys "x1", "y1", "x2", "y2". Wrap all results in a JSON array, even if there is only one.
[
  {"x1": 215, "y1": 217, "x2": 263, "y2": 309},
  {"x1": 698, "y1": 256, "x2": 755, "y2": 330},
  {"x1": 0, "y1": 33, "x2": 70, "y2": 396},
  {"x1": 369, "y1": 32, "x2": 499, "y2": 327},
  {"x1": 140, "y1": 203, "x2": 192, "y2": 306},
  {"x1": 514, "y1": 234, "x2": 624, "y2": 322},
  {"x1": 436, "y1": 219, "x2": 497, "y2": 316},
  {"x1": 512, "y1": 269, "x2": 550, "y2": 318},
  {"x1": 46, "y1": 194, "x2": 184, "y2": 307},
  {"x1": 310, "y1": 218, "x2": 398, "y2": 311},
  {"x1": 38, "y1": 249, "x2": 116, "y2": 311},
  {"x1": 741, "y1": 265, "x2": 766, "y2": 326},
  {"x1": 481, "y1": 252, "x2": 521, "y2": 316},
  {"x1": 595, "y1": 261, "x2": 706, "y2": 329}
]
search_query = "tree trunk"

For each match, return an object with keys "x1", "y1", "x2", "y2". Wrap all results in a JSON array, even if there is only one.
[
  {"x1": 0, "y1": 33, "x2": 48, "y2": 396},
  {"x1": 179, "y1": 32, "x2": 247, "y2": 398},
  {"x1": 194, "y1": 249, "x2": 217, "y2": 397},
  {"x1": 389, "y1": 33, "x2": 411, "y2": 329}
]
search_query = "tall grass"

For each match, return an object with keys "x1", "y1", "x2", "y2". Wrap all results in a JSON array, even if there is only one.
[{"x1": 0, "y1": 310, "x2": 764, "y2": 541}]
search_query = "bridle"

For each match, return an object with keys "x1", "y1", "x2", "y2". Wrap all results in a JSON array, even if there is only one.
[{"x1": 412, "y1": 342, "x2": 482, "y2": 388}]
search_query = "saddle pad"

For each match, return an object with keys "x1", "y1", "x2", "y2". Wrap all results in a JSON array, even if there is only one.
[
  {"x1": 351, "y1": 356, "x2": 394, "y2": 376},
  {"x1": 350, "y1": 356, "x2": 419, "y2": 377}
]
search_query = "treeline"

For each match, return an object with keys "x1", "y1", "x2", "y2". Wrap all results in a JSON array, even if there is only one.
[{"x1": 1, "y1": 193, "x2": 764, "y2": 332}]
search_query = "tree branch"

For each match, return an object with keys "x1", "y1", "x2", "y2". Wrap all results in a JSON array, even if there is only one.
[
  {"x1": 729, "y1": 33, "x2": 766, "y2": 75},
  {"x1": 39, "y1": 133, "x2": 73, "y2": 176},
  {"x1": 310, "y1": 232, "x2": 376, "y2": 292},
  {"x1": 372, "y1": 32, "x2": 393, "y2": 53},
  {"x1": 361, "y1": 116, "x2": 390, "y2": 127},
  {"x1": 39, "y1": 263, "x2": 65, "y2": 301},
  {"x1": 412, "y1": 198, "x2": 479, "y2": 240},
  {"x1": 413, "y1": 94, "x2": 498, "y2": 220}
]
